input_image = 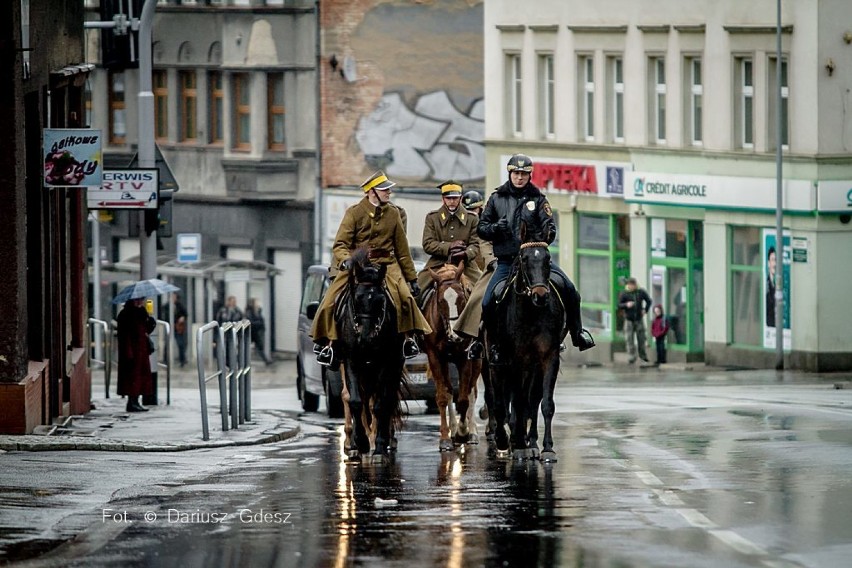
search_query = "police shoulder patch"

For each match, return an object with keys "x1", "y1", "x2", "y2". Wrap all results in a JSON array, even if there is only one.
[
  {"x1": 525, "y1": 201, "x2": 536, "y2": 211},
  {"x1": 543, "y1": 202, "x2": 553, "y2": 217}
]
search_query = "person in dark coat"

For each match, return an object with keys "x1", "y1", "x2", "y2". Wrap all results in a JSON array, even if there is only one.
[
  {"x1": 650, "y1": 304, "x2": 670, "y2": 365},
  {"x1": 116, "y1": 298, "x2": 157, "y2": 412},
  {"x1": 245, "y1": 298, "x2": 272, "y2": 364},
  {"x1": 617, "y1": 277, "x2": 653, "y2": 364},
  {"x1": 476, "y1": 153, "x2": 594, "y2": 362}
]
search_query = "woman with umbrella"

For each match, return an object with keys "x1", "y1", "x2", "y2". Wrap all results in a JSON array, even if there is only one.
[
  {"x1": 113, "y1": 279, "x2": 177, "y2": 412},
  {"x1": 116, "y1": 298, "x2": 157, "y2": 412}
]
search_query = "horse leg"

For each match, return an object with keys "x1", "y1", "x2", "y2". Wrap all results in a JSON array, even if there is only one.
[
  {"x1": 511, "y1": 370, "x2": 531, "y2": 461},
  {"x1": 540, "y1": 354, "x2": 560, "y2": 463},
  {"x1": 371, "y1": 365, "x2": 402, "y2": 463},
  {"x1": 526, "y1": 367, "x2": 544, "y2": 461},
  {"x1": 480, "y1": 363, "x2": 497, "y2": 446},
  {"x1": 452, "y1": 359, "x2": 476, "y2": 445},
  {"x1": 341, "y1": 363, "x2": 367, "y2": 461},
  {"x1": 428, "y1": 351, "x2": 454, "y2": 452},
  {"x1": 464, "y1": 366, "x2": 481, "y2": 445},
  {"x1": 489, "y1": 364, "x2": 512, "y2": 457}
]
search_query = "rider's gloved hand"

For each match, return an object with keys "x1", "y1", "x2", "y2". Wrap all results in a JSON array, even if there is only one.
[
  {"x1": 339, "y1": 258, "x2": 352, "y2": 271},
  {"x1": 409, "y1": 280, "x2": 421, "y2": 297},
  {"x1": 495, "y1": 218, "x2": 510, "y2": 234},
  {"x1": 450, "y1": 240, "x2": 466, "y2": 250}
]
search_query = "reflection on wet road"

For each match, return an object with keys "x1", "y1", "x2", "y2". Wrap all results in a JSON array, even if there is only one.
[{"x1": 19, "y1": 378, "x2": 852, "y2": 568}]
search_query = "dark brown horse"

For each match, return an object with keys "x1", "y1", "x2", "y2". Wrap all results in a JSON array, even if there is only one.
[
  {"x1": 336, "y1": 247, "x2": 405, "y2": 463},
  {"x1": 421, "y1": 262, "x2": 482, "y2": 451},
  {"x1": 483, "y1": 224, "x2": 565, "y2": 462}
]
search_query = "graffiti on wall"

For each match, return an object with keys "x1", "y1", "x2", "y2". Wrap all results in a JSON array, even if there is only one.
[{"x1": 356, "y1": 91, "x2": 485, "y2": 183}]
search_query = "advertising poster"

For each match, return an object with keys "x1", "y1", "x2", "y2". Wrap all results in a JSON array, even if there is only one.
[
  {"x1": 43, "y1": 129, "x2": 103, "y2": 188},
  {"x1": 763, "y1": 229, "x2": 791, "y2": 350}
]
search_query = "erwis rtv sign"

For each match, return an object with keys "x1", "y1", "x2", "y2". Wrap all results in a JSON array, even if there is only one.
[{"x1": 87, "y1": 169, "x2": 159, "y2": 210}]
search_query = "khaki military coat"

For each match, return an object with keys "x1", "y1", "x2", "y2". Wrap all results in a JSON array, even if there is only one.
[
  {"x1": 416, "y1": 206, "x2": 482, "y2": 295},
  {"x1": 311, "y1": 197, "x2": 431, "y2": 342}
]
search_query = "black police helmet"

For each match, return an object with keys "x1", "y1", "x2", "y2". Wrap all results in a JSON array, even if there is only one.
[
  {"x1": 506, "y1": 153, "x2": 534, "y2": 173},
  {"x1": 462, "y1": 190, "x2": 484, "y2": 211}
]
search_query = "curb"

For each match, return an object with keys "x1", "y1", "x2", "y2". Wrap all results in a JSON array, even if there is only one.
[{"x1": 0, "y1": 419, "x2": 301, "y2": 453}]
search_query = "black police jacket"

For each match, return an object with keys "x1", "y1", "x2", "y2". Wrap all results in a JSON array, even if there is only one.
[{"x1": 477, "y1": 180, "x2": 556, "y2": 260}]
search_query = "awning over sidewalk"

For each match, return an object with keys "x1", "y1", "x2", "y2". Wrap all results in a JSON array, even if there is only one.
[{"x1": 103, "y1": 253, "x2": 280, "y2": 282}]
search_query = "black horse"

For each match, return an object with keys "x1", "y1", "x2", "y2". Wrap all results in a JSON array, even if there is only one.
[
  {"x1": 483, "y1": 221, "x2": 565, "y2": 462},
  {"x1": 336, "y1": 247, "x2": 405, "y2": 463}
]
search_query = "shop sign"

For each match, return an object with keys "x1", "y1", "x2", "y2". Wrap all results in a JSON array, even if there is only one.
[
  {"x1": 87, "y1": 169, "x2": 159, "y2": 210},
  {"x1": 791, "y1": 236, "x2": 808, "y2": 263},
  {"x1": 626, "y1": 171, "x2": 815, "y2": 212},
  {"x1": 502, "y1": 155, "x2": 632, "y2": 197},
  {"x1": 43, "y1": 129, "x2": 103, "y2": 188},
  {"x1": 816, "y1": 180, "x2": 852, "y2": 213}
]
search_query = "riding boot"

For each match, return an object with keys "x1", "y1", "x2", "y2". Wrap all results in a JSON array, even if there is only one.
[
  {"x1": 402, "y1": 334, "x2": 420, "y2": 359},
  {"x1": 553, "y1": 275, "x2": 596, "y2": 352}
]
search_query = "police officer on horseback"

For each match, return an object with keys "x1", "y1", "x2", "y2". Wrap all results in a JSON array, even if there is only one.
[
  {"x1": 416, "y1": 180, "x2": 482, "y2": 304},
  {"x1": 311, "y1": 170, "x2": 432, "y2": 366},
  {"x1": 476, "y1": 154, "x2": 595, "y2": 363}
]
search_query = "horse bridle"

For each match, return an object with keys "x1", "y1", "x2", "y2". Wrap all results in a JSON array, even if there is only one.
[
  {"x1": 433, "y1": 276, "x2": 468, "y2": 336},
  {"x1": 348, "y1": 279, "x2": 388, "y2": 336},
  {"x1": 515, "y1": 241, "x2": 551, "y2": 297}
]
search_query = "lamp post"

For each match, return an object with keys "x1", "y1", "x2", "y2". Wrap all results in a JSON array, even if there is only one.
[{"x1": 774, "y1": 0, "x2": 784, "y2": 370}]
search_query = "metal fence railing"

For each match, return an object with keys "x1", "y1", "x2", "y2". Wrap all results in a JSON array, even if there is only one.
[
  {"x1": 195, "y1": 319, "x2": 253, "y2": 441},
  {"x1": 87, "y1": 318, "x2": 111, "y2": 398}
]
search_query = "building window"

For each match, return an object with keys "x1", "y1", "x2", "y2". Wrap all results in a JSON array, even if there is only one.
[
  {"x1": 579, "y1": 55, "x2": 594, "y2": 141},
  {"x1": 575, "y1": 214, "x2": 631, "y2": 338},
  {"x1": 538, "y1": 54, "x2": 555, "y2": 138},
  {"x1": 768, "y1": 57, "x2": 789, "y2": 150},
  {"x1": 233, "y1": 73, "x2": 251, "y2": 149},
  {"x1": 267, "y1": 73, "x2": 285, "y2": 151},
  {"x1": 506, "y1": 53, "x2": 522, "y2": 136},
  {"x1": 209, "y1": 71, "x2": 223, "y2": 144},
  {"x1": 153, "y1": 70, "x2": 168, "y2": 141},
  {"x1": 108, "y1": 71, "x2": 126, "y2": 145},
  {"x1": 649, "y1": 57, "x2": 666, "y2": 144},
  {"x1": 730, "y1": 226, "x2": 761, "y2": 346},
  {"x1": 608, "y1": 56, "x2": 624, "y2": 143},
  {"x1": 685, "y1": 57, "x2": 703, "y2": 146},
  {"x1": 735, "y1": 57, "x2": 754, "y2": 149},
  {"x1": 179, "y1": 71, "x2": 197, "y2": 142}
]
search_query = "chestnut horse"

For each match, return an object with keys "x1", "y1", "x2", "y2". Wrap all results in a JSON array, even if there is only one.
[
  {"x1": 421, "y1": 262, "x2": 482, "y2": 451},
  {"x1": 336, "y1": 248, "x2": 405, "y2": 463}
]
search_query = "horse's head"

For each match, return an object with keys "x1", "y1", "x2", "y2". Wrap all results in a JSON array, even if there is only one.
[
  {"x1": 346, "y1": 247, "x2": 389, "y2": 342},
  {"x1": 517, "y1": 221, "x2": 552, "y2": 308},
  {"x1": 427, "y1": 262, "x2": 468, "y2": 343}
]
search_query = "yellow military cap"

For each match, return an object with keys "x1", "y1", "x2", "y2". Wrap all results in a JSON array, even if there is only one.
[
  {"x1": 360, "y1": 170, "x2": 396, "y2": 192},
  {"x1": 437, "y1": 180, "x2": 463, "y2": 197}
]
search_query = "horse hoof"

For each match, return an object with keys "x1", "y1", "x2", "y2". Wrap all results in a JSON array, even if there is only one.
[
  {"x1": 439, "y1": 439, "x2": 454, "y2": 452},
  {"x1": 452, "y1": 433, "x2": 470, "y2": 446},
  {"x1": 467, "y1": 433, "x2": 480, "y2": 445},
  {"x1": 389, "y1": 437, "x2": 399, "y2": 453},
  {"x1": 540, "y1": 450, "x2": 558, "y2": 463},
  {"x1": 528, "y1": 447, "x2": 540, "y2": 459},
  {"x1": 495, "y1": 448, "x2": 511, "y2": 459},
  {"x1": 370, "y1": 454, "x2": 388, "y2": 465},
  {"x1": 513, "y1": 449, "x2": 530, "y2": 461},
  {"x1": 346, "y1": 450, "x2": 361, "y2": 462}
]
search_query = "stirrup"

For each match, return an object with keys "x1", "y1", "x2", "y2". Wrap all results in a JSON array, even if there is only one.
[
  {"x1": 467, "y1": 340, "x2": 484, "y2": 360},
  {"x1": 312, "y1": 343, "x2": 324, "y2": 354},
  {"x1": 402, "y1": 338, "x2": 420, "y2": 359},
  {"x1": 316, "y1": 345, "x2": 334, "y2": 366}
]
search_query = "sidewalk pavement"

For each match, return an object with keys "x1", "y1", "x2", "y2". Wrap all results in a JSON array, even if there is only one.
[{"x1": 0, "y1": 358, "x2": 301, "y2": 453}]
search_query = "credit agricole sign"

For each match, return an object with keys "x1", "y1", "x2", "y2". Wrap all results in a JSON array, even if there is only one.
[{"x1": 625, "y1": 171, "x2": 815, "y2": 213}]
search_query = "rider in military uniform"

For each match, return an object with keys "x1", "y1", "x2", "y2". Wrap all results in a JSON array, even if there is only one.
[
  {"x1": 311, "y1": 170, "x2": 432, "y2": 365},
  {"x1": 476, "y1": 154, "x2": 595, "y2": 363},
  {"x1": 415, "y1": 180, "x2": 482, "y2": 303}
]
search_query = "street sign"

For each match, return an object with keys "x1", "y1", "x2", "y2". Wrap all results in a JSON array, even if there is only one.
[
  {"x1": 88, "y1": 169, "x2": 159, "y2": 209},
  {"x1": 177, "y1": 233, "x2": 202, "y2": 263},
  {"x1": 43, "y1": 129, "x2": 103, "y2": 188}
]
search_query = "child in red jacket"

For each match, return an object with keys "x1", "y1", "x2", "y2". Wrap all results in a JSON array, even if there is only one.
[{"x1": 651, "y1": 304, "x2": 670, "y2": 365}]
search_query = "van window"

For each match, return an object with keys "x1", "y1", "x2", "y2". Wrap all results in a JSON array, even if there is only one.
[{"x1": 299, "y1": 273, "x2": 326, "y2": 315}]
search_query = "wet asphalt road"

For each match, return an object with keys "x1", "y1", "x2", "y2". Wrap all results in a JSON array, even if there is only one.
[{"x1": 2, "y1": 367, "x2": 852, "y2": 567}]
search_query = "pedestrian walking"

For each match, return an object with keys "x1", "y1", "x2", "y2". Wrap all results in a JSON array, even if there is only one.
[
  {"x1": 216, "y1": 295, "x2": 243, "y2": 368},
  {"x1": 161, "y1": 293, "x2": 188, "y2": 367},
  {"x1": 116, "y1": 298, "x2": 157, "y2": 412},
  {"x1": 651, "y1": 304, "x2": 670, "y2": 365},
  {"x1": 245, "y1": 298, "x2": 272, "y2": 364},
  {"x1": 617, "y1": 277, "x2": 653, "y2": 364}
]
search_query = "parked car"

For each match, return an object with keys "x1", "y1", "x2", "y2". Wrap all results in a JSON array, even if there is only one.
[{"x1": 296, "y1": 264, "x2": 454, "y2": 418}]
